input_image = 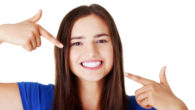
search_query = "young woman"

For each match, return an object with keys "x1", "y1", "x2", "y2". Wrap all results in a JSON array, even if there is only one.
[{"x1": 0, "y1": 4, "x2": 188, "y2": 110}]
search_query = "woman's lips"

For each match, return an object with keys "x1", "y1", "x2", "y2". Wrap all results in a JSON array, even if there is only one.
[{"x1": 80, "y1": 60, "x2": 103, "y2": 70}]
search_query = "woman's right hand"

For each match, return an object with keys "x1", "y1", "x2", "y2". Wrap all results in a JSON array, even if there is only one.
[{"x1": 0, "y1": 9, "x2": 64, "y2": 51}]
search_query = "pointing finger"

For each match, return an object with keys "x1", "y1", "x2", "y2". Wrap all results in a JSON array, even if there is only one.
[
  {"x1": 38, "y1": 25, "x2": 64, "y2": 48},
  {"x1": 125, "y1": 72, "x2": 155, "y2": 86}
]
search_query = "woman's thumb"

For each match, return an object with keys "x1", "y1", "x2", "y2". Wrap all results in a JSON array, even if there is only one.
[
  {"x1": 160, "y1": 66, "x2": 169, "y2": 86},
  {"x1": 26, "y1": 9, "x2": 42, "y2": 23}
]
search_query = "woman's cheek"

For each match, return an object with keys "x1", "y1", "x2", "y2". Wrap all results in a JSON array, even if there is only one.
[
  {"x1": 101, "y1": 45, "x2": 113, "y2": 68},
  {"x1": 69, "y1": 49, "x2": 78, "y2": 68}
]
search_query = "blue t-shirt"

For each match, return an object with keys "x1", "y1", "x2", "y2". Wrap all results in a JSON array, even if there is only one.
[{"x1": 17, "y1": 82, "x2": 156, "y2": 110}]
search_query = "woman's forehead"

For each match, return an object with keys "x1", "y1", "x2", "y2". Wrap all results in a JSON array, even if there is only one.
[{"x1": 71, "y1": 14, "x2": 110, "y2": 38}]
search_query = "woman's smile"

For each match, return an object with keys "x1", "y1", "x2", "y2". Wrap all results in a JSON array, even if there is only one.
[{"x1": 81, "y1": 60, "x2": 103, "y2": 70}]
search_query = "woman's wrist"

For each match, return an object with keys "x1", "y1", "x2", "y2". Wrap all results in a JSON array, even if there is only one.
[
  {"x1": 169, "y1": 98, "x2": 188, "y2": 110},
  {"x1": 0, "y1": 24, "x2": 7, "y2": 44}
]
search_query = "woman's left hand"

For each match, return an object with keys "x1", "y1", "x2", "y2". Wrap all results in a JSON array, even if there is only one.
[{"x1": 125, "y1": 66, "x2": 188, "y2": 110}]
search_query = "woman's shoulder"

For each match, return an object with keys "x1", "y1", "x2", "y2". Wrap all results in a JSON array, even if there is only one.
[
  {"x1": 17, "y1": 81, "x2": 54, "y2": 90},
  {"x1": 127, "y1": 95, "x2": 156, "y2": 110},
  {"x1": 17, "y1": 82, "x2": 54, "y2": 110},
  {"x1": 17, "y1": 81, "x2": 54, "y2": 97}
]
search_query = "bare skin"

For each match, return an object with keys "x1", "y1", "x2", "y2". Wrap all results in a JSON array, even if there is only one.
[
  {"x1": 0, "y1": 10, "x2": 63, "y2": 110},
  {"x1": 0, "y1": 83, "x2": 23, "y2": 110}
]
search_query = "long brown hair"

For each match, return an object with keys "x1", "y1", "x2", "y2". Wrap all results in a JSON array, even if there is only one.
[{"x1": 53, "y1": 4, "x2": 129, "y2": 110}]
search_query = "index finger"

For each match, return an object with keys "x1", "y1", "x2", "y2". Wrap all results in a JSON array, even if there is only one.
[
  {"x1": 38, "y1": 25, "x2": 64, "y2": 48},
  {"x1": 125, "y1": 72, "x2": 155, "y2": 85}
]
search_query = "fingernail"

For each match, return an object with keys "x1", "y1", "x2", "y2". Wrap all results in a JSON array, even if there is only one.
[
  {"x1": 37, "y1": 10, "x2": 40, "y2": 14},
  {"x1": 38, "y1": 9, "x2": 42, "y2": 13},
  {"x1": 59, "y1": 43, "x2": 64, "y2": 48},
  {"x1": 124, "y1": 72, "x2": 128, "y2": 77},
  {"x1": 164, "y1": 66, "x2": 166, "y2": 71}
]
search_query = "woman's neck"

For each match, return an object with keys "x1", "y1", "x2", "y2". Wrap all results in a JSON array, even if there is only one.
[{"x1": 78, "y1": 79, "x2": 104, "y2": 110}]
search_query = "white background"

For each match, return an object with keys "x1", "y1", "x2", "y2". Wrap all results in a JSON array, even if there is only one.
[{"x1": 0, "y1": 0, "x2": 194, "y2": 109}]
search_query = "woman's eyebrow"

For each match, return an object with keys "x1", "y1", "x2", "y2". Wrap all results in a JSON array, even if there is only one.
[
  {"x1": 71, "y1": 36, "x2": 84, "y2": 40},
  {"x1": 94, "y1": 33, "x2": 109, "y2": 38},
  {"x1": 71, "y1": 33, "x2": 109, "y2": 40}
]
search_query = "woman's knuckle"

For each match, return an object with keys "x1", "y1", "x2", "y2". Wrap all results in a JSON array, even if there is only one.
[
  {"x1": 35, "y1": 24, "x2": 40, "y2": 28},
  {"x1": 34, "y1": 25, "x2": 40, "y2": 34},
  {"x1": 135, "y1": 90, "x2": 139, "y2": 95},
  {"x1": 26, "y1": 38, "x2": 31, "y2": 43},
  {"x1": 38, "y1": 41, "x2": 41, "y2": 47},
  {"x1": 23, "y1": 45, "x2": 31, "y2": 52}
]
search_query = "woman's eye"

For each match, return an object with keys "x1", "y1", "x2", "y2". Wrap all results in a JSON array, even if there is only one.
[
  {"x1": 97, "y1": 40, "x2": 107, "y2": 43},
  {"x1": 71, "y1": 42, "x2": 82, "y2": 46}
]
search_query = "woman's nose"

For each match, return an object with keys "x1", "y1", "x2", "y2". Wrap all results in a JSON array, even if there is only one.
[{"x1": 85, "y1": 43, "x2": 99, "y2": 57}]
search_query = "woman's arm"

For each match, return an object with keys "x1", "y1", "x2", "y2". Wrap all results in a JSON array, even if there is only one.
[
  {"x1": 0, "y1": 10, "x2": 63, "y2": 110},
  {"x1": 0, "y1": 83, "x2": 23, "y2": 110}
]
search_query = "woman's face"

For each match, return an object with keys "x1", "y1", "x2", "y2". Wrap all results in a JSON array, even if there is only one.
[{"x1": 69, "y1": 14, "x2": 113, "y2": 83}]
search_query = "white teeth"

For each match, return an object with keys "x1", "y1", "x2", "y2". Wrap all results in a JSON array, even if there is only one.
[{"x1": 82, "y1": 61, "x2": 102, "y2": 68}]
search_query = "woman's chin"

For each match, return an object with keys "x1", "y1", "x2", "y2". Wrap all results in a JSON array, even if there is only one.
[{"x1": 78, "y1": 76, "x2": 105, "y2": 83}]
